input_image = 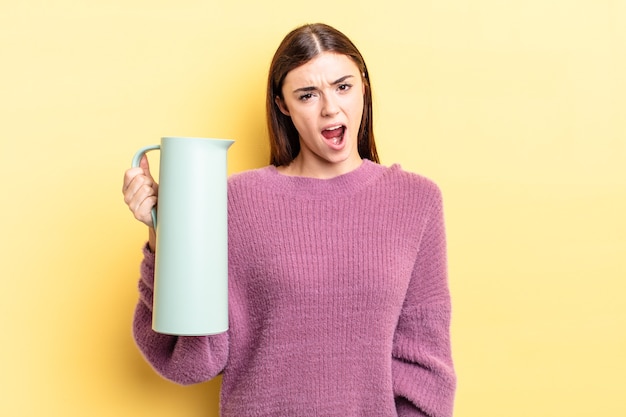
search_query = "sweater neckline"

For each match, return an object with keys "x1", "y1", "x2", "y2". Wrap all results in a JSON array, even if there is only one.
[{"x1": 263, "y1": 159, "x2": 384, "y2": 198}]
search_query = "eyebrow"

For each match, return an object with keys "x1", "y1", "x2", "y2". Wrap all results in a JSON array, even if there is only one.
[{"x1": 292, "y1": 75, "x2": 355, "y2": 94}]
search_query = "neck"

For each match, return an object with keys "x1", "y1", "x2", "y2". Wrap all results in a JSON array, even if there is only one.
[{"x1": 277, "y1": 155, "x2": 363, "y2": 179}]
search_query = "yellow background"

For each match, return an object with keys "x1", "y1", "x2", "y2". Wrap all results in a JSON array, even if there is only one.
[{"x1": 1, "y1": 1, "x2": 624, "y2": 416}]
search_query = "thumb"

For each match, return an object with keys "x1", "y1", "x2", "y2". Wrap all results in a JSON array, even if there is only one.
[{"x1": 139, "y1": 154, "x2": 155, "y2": 180}]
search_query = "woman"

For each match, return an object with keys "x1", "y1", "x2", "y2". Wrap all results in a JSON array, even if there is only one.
[{"x1": 123, "y1": 23, "x2": 456, "y2": 417}]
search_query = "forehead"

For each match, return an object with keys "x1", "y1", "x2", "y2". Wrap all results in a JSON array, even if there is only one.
[{"x1": 283, "y1": 52, "x2": 360, "y2": 86}]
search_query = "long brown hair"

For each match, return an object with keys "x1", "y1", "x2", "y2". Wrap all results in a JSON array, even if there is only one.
[{"x1": 267, "y1": 23, "x2": 379, "y2": 166}]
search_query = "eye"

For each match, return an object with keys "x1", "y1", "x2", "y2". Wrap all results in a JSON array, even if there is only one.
[
  {"x1": 338, "y1": 83, "x2": 352, "y2": 92},
  {"x1": 299, "y1": 93, "x2": 314, "y2": 102}
]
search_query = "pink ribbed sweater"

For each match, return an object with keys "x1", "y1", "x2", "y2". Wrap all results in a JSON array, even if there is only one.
[{"x1": 133, "y1": 159, "x2": 456, "y2": 416}]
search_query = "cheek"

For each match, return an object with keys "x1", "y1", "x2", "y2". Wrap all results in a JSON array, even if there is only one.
[
  {"x1": 350, "y1": 95, "x2": 365, "y2": 121},
  {"x1": 288, "y1": 115, "x2": 315, "y2": 140},
  {"x1": 290, "y1": 108, "x2": 317, "y2": 130}
]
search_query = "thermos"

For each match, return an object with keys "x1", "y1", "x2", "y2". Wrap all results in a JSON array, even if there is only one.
[{"x1": 132, "y1": 136, "x2": 234, "y2": 335}]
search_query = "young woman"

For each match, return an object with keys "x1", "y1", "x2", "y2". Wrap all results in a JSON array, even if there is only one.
[{"x1": 123, "y1": 23, "x2": 456, "y2": 417}]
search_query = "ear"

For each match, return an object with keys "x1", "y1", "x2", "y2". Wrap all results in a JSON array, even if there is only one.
[{"x1": 275, "y1": 96, "x2": 290, "y2": 116}]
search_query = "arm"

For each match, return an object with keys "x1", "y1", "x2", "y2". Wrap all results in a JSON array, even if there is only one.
[
  {"x1": 392, "y1": 187, "x2": 456, "y2": 417},
  {"x1": 124, "y1": 158, "x2": 228, "y2": 383},
  {"x1": 133, "y1": 245, "x2": 229, "y2": 385}
]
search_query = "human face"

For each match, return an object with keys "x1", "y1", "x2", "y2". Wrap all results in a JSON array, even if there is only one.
[{"x1": 276, "y1": 52, "x2": 365, "y2": 178}]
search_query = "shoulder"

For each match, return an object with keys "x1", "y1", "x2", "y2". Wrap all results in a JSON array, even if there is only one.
[
  {"x1": 228, "y1": 166, "x2": 275, "y2": 190},
  {"x1": 377, "y1": 163, "x2": 443, "y2": 206}
]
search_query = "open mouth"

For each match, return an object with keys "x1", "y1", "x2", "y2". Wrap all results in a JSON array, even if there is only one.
[{"x1": 321, "y1": 125, "x2": 346, "y2": 145}]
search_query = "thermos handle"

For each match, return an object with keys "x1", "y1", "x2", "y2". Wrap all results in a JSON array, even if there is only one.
[{"x1": 131, "y1": 145, "x2": 161, "y2": 229}]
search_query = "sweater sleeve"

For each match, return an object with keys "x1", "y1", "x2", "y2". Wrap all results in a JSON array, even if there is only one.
[
  {"x1": 132, "y1": 244, "x2": 229, "y2": 385},
  {"x1": 392, "y1": 186, "x2": 456, "y2": 417}
]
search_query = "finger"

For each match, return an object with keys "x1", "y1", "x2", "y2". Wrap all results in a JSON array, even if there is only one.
[
  {"x1": 124, "y1": 181, "x2": 151, "y2": 218},
  {"x1": 122, "y1": 167, "x2": 145, "y2": 193},
  {"x1": 128, "y1": 196, "x2": 156, "y2": 227},
  {"x1": 136, "y1": 196, "x2": 157, "y2": 227},
  {"x1": 124, "y1": 176, "x2": 156, "y2": 206},
  {"x1": 127, "y1": 185, "x2": 156, "y2": 223}
]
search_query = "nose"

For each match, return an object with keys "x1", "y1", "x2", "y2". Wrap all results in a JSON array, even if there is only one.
[{"x1": 321, "y1": 94, "x2": 339, "y2": 117}]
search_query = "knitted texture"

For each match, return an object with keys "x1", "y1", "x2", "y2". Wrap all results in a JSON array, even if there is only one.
[{"x1": 133, "y1": 159, "x2": 456, "y2": 416}]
